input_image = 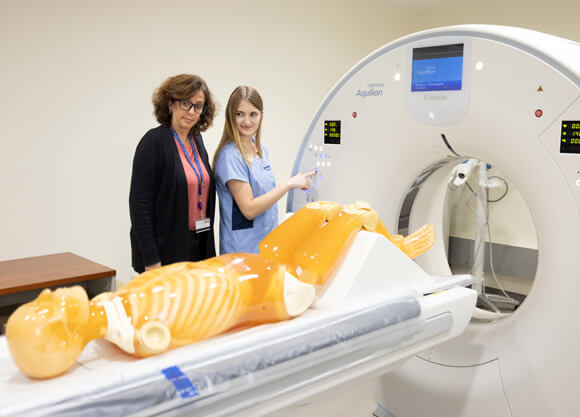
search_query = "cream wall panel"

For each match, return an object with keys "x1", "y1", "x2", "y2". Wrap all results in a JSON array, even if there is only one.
[{"x1": 0, "y1": 0, "x2": 412, "y2": 283}]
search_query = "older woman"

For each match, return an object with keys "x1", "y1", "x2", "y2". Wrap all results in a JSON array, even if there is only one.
[{"x1": 130, "y1": 74, "x2": 217, "y2": 273}]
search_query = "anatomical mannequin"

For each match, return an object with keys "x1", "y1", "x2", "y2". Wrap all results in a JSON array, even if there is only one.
[
  {"x1": 6, "y1": 200, "x2": 434, "y2": 379},
  {"x1": 5, "y1": 256, "x2": 314, "y2": 379},
  {"x1": 260, "y1": 200, "x2": 435, "y2": 286}
]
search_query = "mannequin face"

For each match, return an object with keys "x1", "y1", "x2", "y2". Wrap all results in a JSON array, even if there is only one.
[
  {"x1": 235, "y1": 99, "x2": 262, "y2": 140},
  {"x1": 6, "y1": 286, "x2": 89, "y2": 378}
]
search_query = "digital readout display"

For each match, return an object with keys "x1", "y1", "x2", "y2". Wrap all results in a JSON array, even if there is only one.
[
  {"x1": 560, "y1": 121, "x2": 580, "y2": 154},
  {"x1": 412, "y1": 44, "x2": 464, "y2": 92},
  {"x1": 324, "y1": 120, "x2": 341, "y2": 144}
]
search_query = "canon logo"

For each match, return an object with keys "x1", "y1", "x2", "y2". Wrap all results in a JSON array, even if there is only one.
[{"x1": 424, "y1": 95, "x2": 447, "y2": 101}]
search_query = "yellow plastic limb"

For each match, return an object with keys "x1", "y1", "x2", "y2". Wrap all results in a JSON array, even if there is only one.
[
  {"x1": 260, "y1": 202, "x2": 391, "y2": 287},
  {"x1": 259, "y1": 201, "x2": 341, "y2": 265},
  {"x1": 292, "y1": 209, "x2": 371, "y2": 286},
  {"x1": 347, "y1": 201, "x2": 435, "y2": 259}
]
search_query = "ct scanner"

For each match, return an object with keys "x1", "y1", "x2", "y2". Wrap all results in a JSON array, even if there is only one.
[
  {"x1": 0, "y1": 25, "x2": 578, "y2": 417},
  {"x1": 288, "y1": 24, "x2": 580, "y2": 416}
]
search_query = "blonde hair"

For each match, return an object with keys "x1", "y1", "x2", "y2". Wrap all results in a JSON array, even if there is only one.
[{"x1": 213, "y1": 86, "x2": 264, "y2": 173}]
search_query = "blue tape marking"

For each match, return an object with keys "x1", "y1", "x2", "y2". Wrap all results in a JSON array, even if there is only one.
[{"x1": 162, "y1": 365, "x2": 199, "y2": 399}]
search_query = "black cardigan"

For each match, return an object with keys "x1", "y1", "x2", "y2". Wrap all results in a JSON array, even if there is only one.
[{"x1": 129, "y1": 125, "x2": 216, "y2": 273}]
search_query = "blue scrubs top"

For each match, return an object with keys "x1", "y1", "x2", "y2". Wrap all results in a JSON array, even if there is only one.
[{"x1": 215, "y1": 142, "x2": 278, "y2": 254}]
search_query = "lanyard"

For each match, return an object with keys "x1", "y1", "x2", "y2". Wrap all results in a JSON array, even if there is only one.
[{"x1": 172, "y1": 128, "x2": 205, "y2": 210}]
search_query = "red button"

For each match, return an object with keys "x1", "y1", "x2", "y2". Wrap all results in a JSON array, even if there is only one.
[
  {"x1": 535, "y1": 109, "x2": 543, "y2": 118},
  {"x1": 352, "y1": 111, "x2": 357, "y2": 118}
]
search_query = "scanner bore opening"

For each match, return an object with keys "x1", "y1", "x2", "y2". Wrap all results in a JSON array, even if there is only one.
[{"x1": 398, "y1": 158, "x2": 537, "y2": 317}]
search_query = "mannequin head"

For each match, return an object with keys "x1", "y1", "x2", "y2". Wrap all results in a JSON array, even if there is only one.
[{"x1": 6, "y1": 286, "x2": 89, "y2": 378}]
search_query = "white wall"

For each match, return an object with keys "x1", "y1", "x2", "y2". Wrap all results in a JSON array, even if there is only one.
[
  {"x1": 407, "y1": 0, "x2": 579, "y2": 42},
  {"x1": 1, "y1": 0, "x2": 577, "y2": 284},
  {"x1": 446, "y1": 166, "x2": 539, "y2": 249},
  {"x1": 0, "y1": 0, "x2": 413, "y2": 283}
]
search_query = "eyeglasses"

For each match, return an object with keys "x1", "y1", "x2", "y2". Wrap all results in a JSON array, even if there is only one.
[{"x1": 174, "y1": 98, "x2": 205, "y2": 114}]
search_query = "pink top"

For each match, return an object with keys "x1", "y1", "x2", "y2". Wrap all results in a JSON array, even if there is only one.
[{"x1": 174, "y1": 138, "x2": 210, "y2": 230}]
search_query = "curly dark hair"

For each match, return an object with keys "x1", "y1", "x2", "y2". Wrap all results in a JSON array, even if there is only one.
[{"x1": 152, "y1": 74, "x2": 217, "y2": 137}]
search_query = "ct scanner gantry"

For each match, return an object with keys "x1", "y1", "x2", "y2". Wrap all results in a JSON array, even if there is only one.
[{"x1": 289, "y1": 24, "x2": 580, "y2": 417}]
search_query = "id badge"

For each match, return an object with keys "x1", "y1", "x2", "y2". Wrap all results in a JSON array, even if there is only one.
[{"x1": 195, "y1": 217, "x2": 210, "y2": 233}]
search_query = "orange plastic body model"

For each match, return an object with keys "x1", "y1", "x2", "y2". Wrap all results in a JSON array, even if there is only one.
[
  {"x1": 259, "y1": 201, "x2": 340, "y2": 265},
  {"x1": 5, "y1": 200, "x2": 435, "y2": 380},
  {"x1": 346, "y1": 201, "x2": 435, "y2": 259},
  {"x1": 291, "y1": 210, "x2": 364, "y2": 286},
  {"x1": 6, "y1": 254, "x2": 314, "y2": 378}
]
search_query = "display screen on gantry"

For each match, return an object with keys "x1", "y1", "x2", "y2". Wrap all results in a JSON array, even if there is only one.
[
  {"x1": 411, "y1": 44, "x2": 464, "y2": 92},
  {"x1": 561, "y1": 121, "x2": 580, "y2": 154},
  {"x1": 324, "y1": 120, "x2": 341, "y2": 145}
]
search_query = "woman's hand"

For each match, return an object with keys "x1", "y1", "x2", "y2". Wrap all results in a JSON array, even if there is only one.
[
  {"x1": 227, "y1": 170, "x2": 316, "y2": 220},
  {"x1": 288, "y1": 171, "x2": 316, "y2": 190},
  {"x1": 145, "y1": 262, "x2": 162, "y2": 271}
]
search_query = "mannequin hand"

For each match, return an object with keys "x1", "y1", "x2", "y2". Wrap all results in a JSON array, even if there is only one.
[{"x1": 288, "y1": 171, "x2": 315, "y2": 190}]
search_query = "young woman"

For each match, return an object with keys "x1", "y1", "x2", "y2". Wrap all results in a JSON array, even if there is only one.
[
  {"x1": 213, "y1": 86, "x2": 314, "y2": 254},
  {"x1": 129, "y1": 74, "x2": 217, "y2": 273}
]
